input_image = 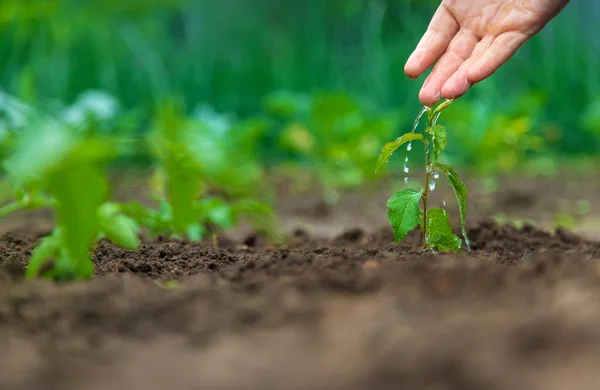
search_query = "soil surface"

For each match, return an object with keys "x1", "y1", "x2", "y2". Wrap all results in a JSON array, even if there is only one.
[{"x1": 1, "y1": 174, "x2": 600, "y2": 389}]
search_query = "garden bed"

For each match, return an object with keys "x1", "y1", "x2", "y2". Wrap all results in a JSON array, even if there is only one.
[{"x1": 1, "y1": 175, "x2": 600, "y2": 390}]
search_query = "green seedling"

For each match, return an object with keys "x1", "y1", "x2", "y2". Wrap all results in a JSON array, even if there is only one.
[
  {"x1": 375, "y1": 99, "x2": 470, "y2": 252},
  {"x1": 3, "y1": 119, "x2": 140, "y2": 280},
  {"x1": 119, "y1": 100, "x2": 281, "y2": 242}
]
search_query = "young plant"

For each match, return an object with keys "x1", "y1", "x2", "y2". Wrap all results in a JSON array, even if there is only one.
[
  {"x1": 119, "y1": 100, "x2": 281, "y2": 242},
  {"x1": 375, "y1": 99, "x2": 471, "y2": 252},
  {"x1": 2, "y1": 119, "x2": 140, "y2": 280}
]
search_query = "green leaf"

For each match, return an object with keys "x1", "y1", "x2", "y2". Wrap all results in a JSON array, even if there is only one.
[
  {"x1": 426, "y1": 208, "x2": 462, "y2": 252},
  {"x1": 148, "y1": 104, "x2": 203, "y2": 235},
  {"x1": 25, "y1": 232, "x2": 60, "y2": 279},
  {"x1": 185, "y1": 223, "x2": 206, "y2": 241},
  {"x1": 432, "y1": 98, "x2": 454, "y2": 116},
  {"x1": 4, "y1": 120, "x2": 75, "y2": 181},
  {"x1": 435, "y1": 163, "x2": 471, "y2": 250},
  {"x1": 429, "y1": 125, "x2": 447, "y2": 163},
  {"x1": 387, "y1": 188, "x2": 423, "y2": 242},
  {"x1": 98, "y1": 203, "x2": 140, "y2": 250},
  {"x1": 375, "y1": 133, "x2": 424, "y2": 174},
  {"x1": 46, "y1": 163, "x2": 108, "y2": 280},
  {"x1": 196, "y1": 197, "x2": 235, "y2": 229},
  {"x1": 119, "y1": 201, "x2": 161, "y2": 233}
]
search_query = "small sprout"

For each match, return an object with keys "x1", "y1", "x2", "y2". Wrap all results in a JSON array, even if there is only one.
[{"x1": 376, "y1": 99, "x2": 471, "y2": 252}]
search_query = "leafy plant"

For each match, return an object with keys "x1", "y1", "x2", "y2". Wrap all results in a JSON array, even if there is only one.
[
  {"x1": 2, "y1": 119, "x2": 140, "y2": 280},
  {"x1": 376, "y1": 99, "x2": 470, "y2": 252},
  {"x1": 266, "y1": 90, "x2": 401, "y2": 204},
  {"x1": 118, "y1": 100, "x2": 280, "y2": 242}
]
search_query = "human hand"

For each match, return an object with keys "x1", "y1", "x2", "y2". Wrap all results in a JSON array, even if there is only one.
[{"x1": 405, "y1": 0, "x2": 570, "y2": 106}]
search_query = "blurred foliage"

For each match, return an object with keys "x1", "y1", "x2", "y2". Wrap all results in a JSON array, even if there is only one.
[
  {"x1": 119, "y1": 99, "x2": 280, "y2": 241},
  {"x1": 264, "y1": 90, "x2": 401, "y2": 202},
  {"x1": 0, "y1": 0, "x2": 598, "y2": 199},
  {"x1": 2, "y1": 119, "x2": 139, "y2": 280}
]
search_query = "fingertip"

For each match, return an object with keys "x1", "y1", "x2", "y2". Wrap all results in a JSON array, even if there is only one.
[
  {"x1": 404, "y1": 49, "x2": 426, "y2": 79},
  {"x1": 404, "y1": 64, "x2": 419, "y2": 79},
  {"x1": 441, "y1": 72, "x2": 471, "y2": 99},
  {"x1": 418, "y1": 89, "x2": 441, "y2": 107}
]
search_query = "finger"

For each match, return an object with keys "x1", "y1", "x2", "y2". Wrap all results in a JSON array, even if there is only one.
[
  {"x1": 467, "y1": 32, "x2": 529, "y2": 84},
  {"x1": 441, "y1": 40, "x2": 491, "y2": 99},
  {"x1": 404, "y1": 5, "x2": 459, "y2": 79},
  {"x1": 418, "y1": 29, "x2": 478, "y2": 106}
]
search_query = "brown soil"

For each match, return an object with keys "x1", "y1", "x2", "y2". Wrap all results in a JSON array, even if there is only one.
[
  {"x1": 1, "y1": 218, "x2": 600, "y2": 389},
  {"x1": 1, "y1": 174, "x2": 600, "y2": 390}
]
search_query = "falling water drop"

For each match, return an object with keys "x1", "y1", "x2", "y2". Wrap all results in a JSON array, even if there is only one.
[
  {"x1": 432, "y1": 112, "x2": 441, "y2": 126},
  {"x1": 407, "y1": 142, "x2": 412, "y2": 152},
  {"x1": 434, "y1": 172, "x2": 440, "y2": 180},
  {"x1": 403, "y1": 156, "x2": 409, "y2": 173},
  {"x1": 429, "y1": 180, "x2": 436, "y2": 192},
  {"x1": 443, "y1": 200, "x2": 447, "y2": 207},
  {"x1": 411, "y1": 106, "x2": 428, "y2": 133},
  {"x1": 404, "y1": 177, "x2": 409, "y2": 184}
]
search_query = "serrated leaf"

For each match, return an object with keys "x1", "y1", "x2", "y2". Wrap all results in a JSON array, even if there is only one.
[
  {"x1": 387, "y1": 188, "x2": 423, "y2": 242},
  {"x1": 429, "y1": 125, "x2": 447, "y2": 163},
  {"x1": 426, "y1": 208, "x2": 462, "y2": 252},
  {"x1": 375, "y1": 133, "x2": 423, "y2": 174},
  {"x1": 435, "y1": 163, "x2": 471, "y2": 250}
]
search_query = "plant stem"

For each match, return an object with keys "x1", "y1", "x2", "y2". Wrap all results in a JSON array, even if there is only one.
[{"x1": 422, "y1": 119, "x2": 433, "y2": 249}]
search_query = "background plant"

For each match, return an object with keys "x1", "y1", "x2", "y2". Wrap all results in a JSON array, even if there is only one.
[
  {"x1": 118, "y1": 100, "x2": 280, "y2": 242},
  {"x1": 0, "y1": 0, "x2": 598, "y2": 169},
  {"x1": 2, "y1": 119, "x2": 139, "y2": 280},
  {"x1": 264, "y1": 90, "x2": 402, "y2": 203}
]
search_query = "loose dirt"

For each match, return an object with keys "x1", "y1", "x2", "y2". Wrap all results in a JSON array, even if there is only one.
[
  {"x1": 1, "y1": 173, "x2": 600, "y2": 389},
  {"x1": 1, "y1": 217, "x2": 600, "y2": 390}
]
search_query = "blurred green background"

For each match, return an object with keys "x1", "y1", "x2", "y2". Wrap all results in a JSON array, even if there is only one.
[{"x1": 1, "y1": 0, "x2": 599, "y2": 193}]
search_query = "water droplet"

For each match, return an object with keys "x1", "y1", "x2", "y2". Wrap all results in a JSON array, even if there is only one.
[
  {"x1": 434, "y1": 172, "x2": 440, "y2": 180},
  {"x1": 404, "y1": 177, "x2": 409, "y2": 184},
  {"x1": 404, "y1": 166, "x2": 409, "y2": 173},
  {"x1": 407, "y1": 142, "x2": 412, "y2": 152},
  {"x1": 411, "y1": 106, "x2": 428, "y2": 133},
  {"x1": 429, "y1": 180, "x2": 436, "y2": 191},
  {"x1": 443, "y1": 200, "x2": 447, "y2": 207},
  {"x1": 403, "y1": 156, "x2": 409, "y2": 173}
]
